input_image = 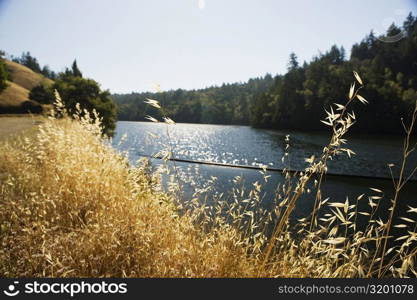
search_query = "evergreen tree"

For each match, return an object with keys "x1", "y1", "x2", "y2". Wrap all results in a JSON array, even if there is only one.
[
  {"x1": 13, "y1": 52, "x2": 42, "y2": 73},
  {"x1": 71, "y1": 60, "x2": 83, "y2": 77},
  {"x1": 0, "y1": 50, "x2": 8, "y2": 93},
  {"x1": 250, "y1": 12, "x2": 417, "y2": 134},
  {"x1": 287, "y1": 52, "x2": 299, "y2": 71},
  {"x1": 41, "y1": 65, "x2": 57, "y2": 80}
]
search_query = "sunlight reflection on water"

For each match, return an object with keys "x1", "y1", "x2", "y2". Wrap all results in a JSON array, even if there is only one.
[
  {"x1": 111, "y1": 121, "x2": 417, "y2": 217},
  {"x1": 113, "y1": 121, "x2": 415, "y2": 179}
]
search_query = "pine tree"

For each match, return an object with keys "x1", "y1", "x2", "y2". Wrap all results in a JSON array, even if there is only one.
[
  {"x1": 0, "y1": 51, "x2": 8, "y2": 93},
  {"x1": 287, "y1": 52, "x2": 299, "y2": 71},
  {"x1": 71, "y1": 60, "x2": 83, "y2": 77}
]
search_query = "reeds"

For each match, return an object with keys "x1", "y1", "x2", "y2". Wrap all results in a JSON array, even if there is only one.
[{"x1": 0, "y1": 74, "x2": 416, "y2": 277}]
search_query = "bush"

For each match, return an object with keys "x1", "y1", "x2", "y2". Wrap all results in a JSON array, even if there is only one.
[
  {"x1": 29, "y1": 84, "x2": 55, "y2": 104},
  {"x1": 20, "y1": 100, "x2": 43, "y2": 113},
  {"x1": 53, "y1": 76, "x2": 117, "y2": 136}
]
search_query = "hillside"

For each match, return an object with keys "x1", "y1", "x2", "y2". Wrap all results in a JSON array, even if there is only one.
[{"x1": 0, "y1": 60, "x2": 53, "y2": 113}]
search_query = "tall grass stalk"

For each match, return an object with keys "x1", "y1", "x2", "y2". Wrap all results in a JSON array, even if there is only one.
[
  {"x1": 262, "y1": 76, "x2": 363, "y2": 269},
  {"x1": 376, "y1": 101, "x2": 417, "y2": 277}
]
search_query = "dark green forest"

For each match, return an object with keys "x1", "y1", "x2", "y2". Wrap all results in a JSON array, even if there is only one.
[
  {"x1": 113, "y1": 74, "x2": 274, "y2": 125},
  {"x1": 114, "y1": 13, "x2": 417, "y2": 134}
]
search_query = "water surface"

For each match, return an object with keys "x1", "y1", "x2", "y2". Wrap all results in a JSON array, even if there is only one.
[{"x1": 112, "y1": 121, "x2": 417, "y2": 219}]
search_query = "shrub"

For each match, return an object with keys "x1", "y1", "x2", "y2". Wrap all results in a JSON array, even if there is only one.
[
  {"x1": 29, "y1": 84, "x2": 55, "y2": 104},
  {"x1": 53, "y1": 76, "x2": 117, "y2": 136}
]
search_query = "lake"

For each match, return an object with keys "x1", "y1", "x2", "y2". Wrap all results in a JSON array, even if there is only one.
[{"x1": 112, "y1": 121, "x2": 417, "y2": 220}]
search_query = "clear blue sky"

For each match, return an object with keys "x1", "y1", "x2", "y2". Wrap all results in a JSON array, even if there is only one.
[{"x1": 0, "y1": 0, "x2": 416, "y2": 93}]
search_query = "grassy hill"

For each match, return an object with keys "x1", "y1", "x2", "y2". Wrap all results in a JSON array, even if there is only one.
[{"x1": 0, "y1": 60, "x2": 53, "y2": 113}]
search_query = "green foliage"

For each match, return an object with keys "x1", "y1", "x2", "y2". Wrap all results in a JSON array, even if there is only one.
[
  {"x1": 251, "y1": 13, "x2": 417, "y2": 134},
  {"x1": 0, "y1": 58, "x2": 8, "y2": 93},
  {"x1": 59, "y1": 60, "x2": 84, "y2": 81},
  {"x1": 114, "y1": 13, "x2": 416, "y2": 135},
  {"x1": 41, "y1": 65, "x2": 57, "y2": 80},
  {"x1": 287, "y1": 52, "x2": 299, "y2": 71},
  {"x1": 29, "y1": 84, "x2": 55, "y2": 104},
  {"x1": 13, "y1": 53, "x2": 117, "y2": 135},
  {"x1": 71, "y1": 60, "x2": 82, "y2": 78},
  {"x1": 113, "y1": 74, "x2": 274, "y2": 124},
  {"x1": 53, "y1": 74, "x2": 117, "y2": 136}
]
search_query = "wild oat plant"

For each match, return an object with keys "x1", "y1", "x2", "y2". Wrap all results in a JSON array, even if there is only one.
[{"x1": 0, "y1": 73, "x2": 416, "y2": 277}]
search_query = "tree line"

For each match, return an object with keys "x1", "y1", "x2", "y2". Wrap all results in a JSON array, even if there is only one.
[
  {"x1": 251, "y1": 13, "x2": 417, "y2": 134},
  {"x1": 3, "y1": 13, "x2": 416, "y2": 135},
  {"x1": 113, "y1": 75, "x2": 274, "y2": 125},
  {"x1": 114, "y1": 13, "x2": 417, "y2": 134},
  {"x1": 10, "y1": 51, "x2": 57, "y2": 80}
]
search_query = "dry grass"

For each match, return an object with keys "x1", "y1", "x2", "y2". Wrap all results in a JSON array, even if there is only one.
[
  {"x1": 0, "y1": 75, "x2": 416, "y2": 278},
  {"x1": 4, "y1": 60, "x2": 53, "y2": 91},
  {"x1": 0, "y1": 81, "x2": 30, "y2": 108},
  {"x1": 0, "y1": 103, "x2": 260, "y2": 277},
  {"x1": 0, "y1": 60, "x2": 53, "y2": 111},
  {"x1": 0, "y1": 115, "x2": 43, "y2": 141}
]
